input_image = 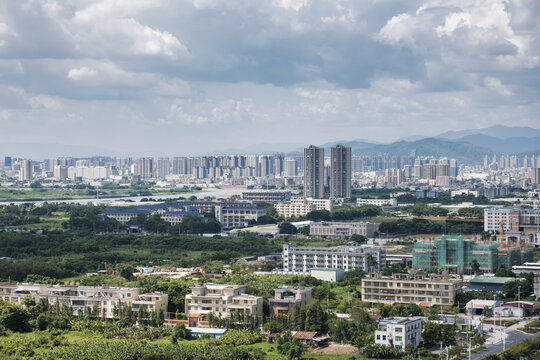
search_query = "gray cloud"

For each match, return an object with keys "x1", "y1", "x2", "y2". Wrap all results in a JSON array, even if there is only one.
[{"x1": 0, "y1": 0, "x2": 538, "y2": 155}]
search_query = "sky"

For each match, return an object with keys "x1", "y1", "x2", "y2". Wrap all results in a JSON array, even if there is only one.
[{"x1": 0, "y1": 0, "x2": 539, "y2": 157}]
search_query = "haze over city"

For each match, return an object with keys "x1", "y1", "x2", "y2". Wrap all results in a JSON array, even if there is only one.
[{"x1": 1, "y1": 0, "x2": 539, "y2": 156}]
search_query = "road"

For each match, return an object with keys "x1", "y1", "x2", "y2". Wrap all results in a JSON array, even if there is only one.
[{"x1": 470, "y1": 329, "x2": 540, "y2": 360}]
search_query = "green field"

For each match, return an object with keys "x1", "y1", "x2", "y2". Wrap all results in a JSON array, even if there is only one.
[{"x1": 0, "y1": 187, "x2": 201, "y2": 202}]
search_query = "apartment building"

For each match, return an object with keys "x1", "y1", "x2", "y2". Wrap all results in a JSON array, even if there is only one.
[
  {"x1": 274, "y1": 197, "x2": 333, "y2": 219},
  {"x1": 282, "y1": 243, "x2": 386, "y2": 274},
  {"x1": 275, "y1": 202, "x2": 316, "y2": 219},
  {"x1": 268, "y1": 287, "x2": 312, "y2": 316},
  {"x1": 310, "y1": 221, "x2": 377, "y2": 238},
  {"x1": 131, "y1": 292, "x2": 169, "y2": 314},
  {"x1": 356, "y1": 198, "x2": 398, "y2": 207},
  {"x1": 361, "y1": 272, "x2": 462, "y2": 308},
  {"x1": 214, "y1": 203, "x2": 266, "y2": 228},
  {"x1": 185, "y1": 284, "x2": 263, "y2": 321},
  {"x1": 375, "y1": 317, "x2": 422, "y2": 349},
  {"x1": 484, "y1": 207, "x2": 540, "y2": 235},
  {"x1": 292, "y1": 197, "x2": 334, "y2": 211},
  {"x1": 0, "y1": 283, "x2": 141, "y2": 318},
  {"x1": 242, "y1": 190, "x2": 292, "y2": 203}
]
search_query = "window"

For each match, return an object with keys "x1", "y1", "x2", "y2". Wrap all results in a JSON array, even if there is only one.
[
  {"x1": 395, "y1": 336, "x2": 402, "y2": 342},
  {"x1": 382, "y1": 335, "x2": 386, "y2": 340},
  {"x1": 376, "y1": 335, "x2": 380, "y2": 340}
]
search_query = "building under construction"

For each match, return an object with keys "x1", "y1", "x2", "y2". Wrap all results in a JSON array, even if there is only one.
[{"x1": 412, "y1": 236, "x2": 533, "y2": 273}]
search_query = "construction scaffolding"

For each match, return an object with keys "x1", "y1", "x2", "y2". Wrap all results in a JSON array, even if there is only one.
[{"x1": 412, "y1": 236, "x2": 532, "y2": 274}]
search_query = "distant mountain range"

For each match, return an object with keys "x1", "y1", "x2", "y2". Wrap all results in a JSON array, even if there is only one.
[
  {"x1": 436, "y1": 125, "x2": 540, "y2": 140},
  {"x1": 2, "y1": 125, "x2": 539, "y2": 164}
]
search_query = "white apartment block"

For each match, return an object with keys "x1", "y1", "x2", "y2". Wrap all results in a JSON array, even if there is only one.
[
  {"x1": 361, "y1": 272, "x2": 462, "y2": 307},
  {"x1": 282, "y1": 243, "x2": 386, "y2": 274},
  {"x1": 375, "y1": 317, "x2": 422, "y2": 349},
  {"x1": 0, "y1": 283, "x2": 141, "y2": 319},
  {"x1": 292, "y1": 197, "x2": 334, "y2": 211},
  {"x1": 242, "y1": 190, "x2": 292, "y2": 203},
  {"x1": 310, "y1": 221, "x2": 377, "y2": 238},
  {"x1": 214, "y1": 204, "x2": 267, "y2": 228},
  {"x1": 356, "y1": 198, "x2": 397, "y2": 207},
  {"x1": 185, "y1": 284, "x2": 263, "y2": 321},
  {"x1": 131, "y1": 292, "x2": 169, "y2": 314},
  {"x1": 484, "y1": 207, "x2": 540, "y2": 234},
  {"x1": 275, "y1": 202, "x2": 316, "y2": 219}
]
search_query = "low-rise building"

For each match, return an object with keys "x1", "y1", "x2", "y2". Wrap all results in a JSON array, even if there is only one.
[
  {"x1": 0, "y1": 283, "x2": 140, "y2": 318},
  {"x1": 268, "y1": 287, "x2": 312, "y2": 315},
  {"x1": 214, "y1": 203, "x2": 266, "y2": 228},
  {"x1": 469, "y1": 276, "x2": 516, "y2": 292},
  {"x1": 310, "y1": 221, "x2": 377, "y2": 238},
  {"x1": 131, "y1": 292, "x2": 169, "y2": 314},
  {"x1": 375, "y1": 317, "x2": 422, "y2": 349},
  {"x1": 282, "y1": 243, "x2": 386, "y2": 274},
  {"x1": 357, "y1": 198, "x2": 398, "y2": 207},
  {"x1": 361, "y1": 272, "x2": 462, "y2": 308},
  {"x1": 275, "y1": 202, "x2": 316, "y2": 219},
  {"x1": 185, "y1": 284, "x2": 263, "y2": 323},
  {"x1": 465, "y1": 299, "x2": 503, "y2": 316},
  {"x1": 242, "y1": 190, "x2": 291, "y2": 203},
  {"x1": 310, "y1": 268, "x2": 344, "y2": 282}
]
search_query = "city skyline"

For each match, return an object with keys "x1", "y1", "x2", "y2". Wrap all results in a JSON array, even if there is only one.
[{"x1": 0, "y1": 1, "x2": 539, "y2": 155}]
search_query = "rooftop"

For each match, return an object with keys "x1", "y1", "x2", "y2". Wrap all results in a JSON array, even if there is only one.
[{"x1": 470, "y1": 276, "x2": 516, "y2": 284}]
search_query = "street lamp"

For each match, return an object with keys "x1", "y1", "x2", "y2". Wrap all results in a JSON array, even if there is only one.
[
  {"x1": 518, "y1": 285, "x2": 521, "y2": 322},
  {"x1": 493, "y1": 295, "x2": 497, "y2": 330}
]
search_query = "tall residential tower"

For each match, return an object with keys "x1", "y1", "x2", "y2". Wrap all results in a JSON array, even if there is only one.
[
  {"x1": 330, "y1": 144, "x2": 351, "y2": 199},
  {"x1": 304, "y1": 145, "x2": 324, "y2": 199}
]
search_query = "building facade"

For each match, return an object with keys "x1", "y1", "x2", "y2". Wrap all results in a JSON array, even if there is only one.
[
  {"x1": 242, "y1": 190, "x2": 292, "y2": 203},
  {"x1": 0, "y1": 283, "x2": 141, "y2": 318},
  {"x1": 282, "y1": 243, "x2": 386, "y2": 274},
  {"x1": 185, "y1": 284, "x2": 263, "y2": 321},
  {"x1": 304, "y1": 145, "x2": 325, "y2": 199},
  {"x1": 330, "y1": 144, "x2": 351, "y2": 199},
  {"x1": 375, "y1": 317, "x2": 422, "y2": 349},
  {"x1": 412, "y1": 236, "x2": 533, "y2": 273},
  {"x1": 361, "y1": 272, "x2": 462, "y2": 307},
  {"x1": 214, "y1": 203, "x2": 266, "y2": 228},
  {"x1": 309, "y1": 221, "x2": 377, "y2": 238},
  {"x1": 268, "y1": 287, "x2": 312, "y2": 316},
  {"x1": 356, "y1": 198, "x2": 398, "y2": 207}
]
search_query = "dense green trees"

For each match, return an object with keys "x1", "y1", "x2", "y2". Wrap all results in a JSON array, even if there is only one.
[
  {"x1": 0, "y1": 232, "x2": 280, "y2": 281},
  {"x1": 422, "y1": 322, "x2": 456, "y2": 347},
  {"x1": 276, "y1": 331, "x2": 306, "y2": 360},
  {"x1": 379, "y1": 217, "x2": 483, "y2": 235},
  {"x1": 278, "y1": 222, "x2": 297, "y2": 234}
]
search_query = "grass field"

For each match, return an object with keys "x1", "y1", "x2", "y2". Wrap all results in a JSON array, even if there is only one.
[
  {"x1": 3, "y1": 211, "x2": 70, "y2": 231},
  {"x1": 0, "y1": 187, "x2": 201, "y2": 202}
]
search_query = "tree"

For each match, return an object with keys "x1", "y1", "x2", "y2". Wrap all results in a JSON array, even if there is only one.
[
  {"x1": 441, "y1": 324, "x2": 456, "y2": 347},
  {"x1": 0, "y1": 301, "x2": 31, "y2": 332},
  {"x1": 470, "y1": 260, "x2": 480, "y2": 275},
  {"x1": 276, "y1": 331, "x2": 306, "y2": 360},
  {"x1": 422, "y1": 321, "x2": 440, "y2": 347},
  {"x1": 298, "y1": 225, "x2": 310, "y2": 236},
  {"x1": 171, "y1": 323, "x2": 191, "y2": 342},
  {"x1": 117, "y1": 263, "x2": 134, "y2": 280},
  {"x1": 279, "y1": 222, "x2": 297, "y2": 235},
  {"x1": 306, "y1": 210, "x2": 331, "y2": 222},
  {"x1": 349, "y1": 234, "x2": 367, "y2": 243}
]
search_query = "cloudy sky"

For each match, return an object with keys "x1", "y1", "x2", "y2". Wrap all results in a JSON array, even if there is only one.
[{"x1": 0, "y1": 0, "x2": 539, "y2": 156}]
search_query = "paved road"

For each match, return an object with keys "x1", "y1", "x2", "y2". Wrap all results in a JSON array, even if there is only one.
[{"x1": 470, "y1": 330, "x2": 540, "y2": 360}]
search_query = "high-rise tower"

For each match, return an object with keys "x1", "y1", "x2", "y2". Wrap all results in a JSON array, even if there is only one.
[
  {"x1": 304, "y1": 145, "x2": 324, "y2": 199},
  {"x1": 330, "y1": 144, "x2": 351, "y2": 199}
]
